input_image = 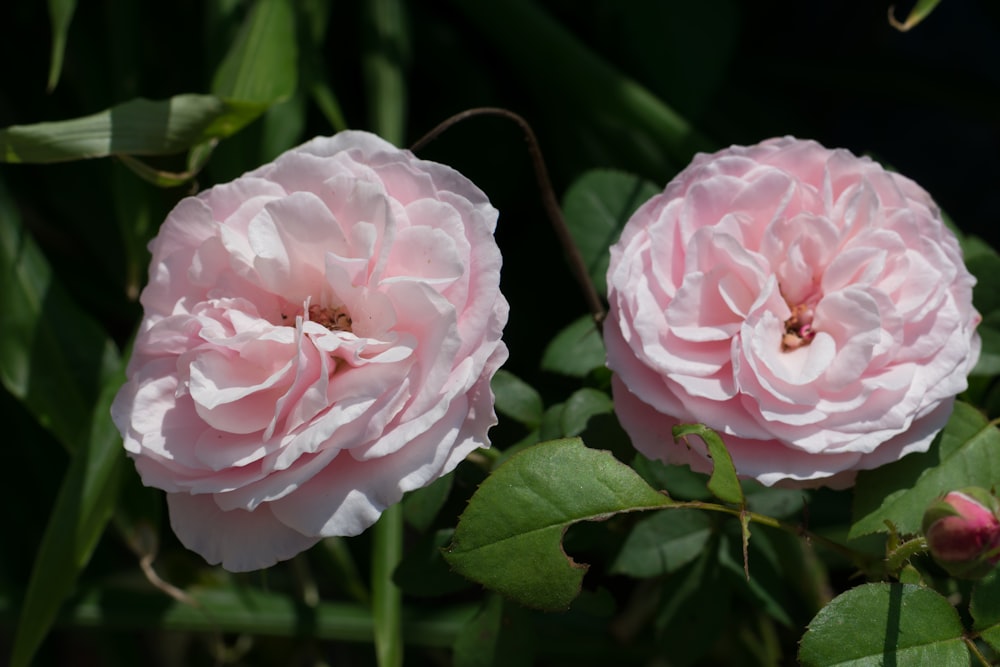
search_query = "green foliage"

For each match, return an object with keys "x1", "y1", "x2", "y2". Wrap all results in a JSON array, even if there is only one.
[
  {"x1": 561, "y1": 169, "x2": 660, "y2": 296},
  {"x1": 850, "y1": 402, "x2": 1000, "y2": 538},
  {"x1": 673, "y1": 424, "x2": 744, "y2": 506},
  {"x1": 799, "y1": 583, "x2": 968, "y2": 666},
  {"x1": 444, "y1": 438, "x2": 674, "y2": 610},
  {"x1": 540, "y1": 315, "x2": 606, "y2": 378}
]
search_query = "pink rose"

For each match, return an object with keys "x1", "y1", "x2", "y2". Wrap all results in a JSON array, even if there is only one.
[
  {"x1": 605, "y1": 137, "x2": 980, "y2": 488},
  {"x1": 111, "y1": 131, "x2": 508, "y2": 571}
]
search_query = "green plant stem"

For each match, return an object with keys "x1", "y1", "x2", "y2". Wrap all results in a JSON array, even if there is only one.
[
  {"x1": 371, "y1": 504, "x2": 404, "y2": 667},
  {"x1": 673, "y1": 500, "x2": 880, "y2": 573},
  {"x1": 884, "y1": 536, "x2": 929, "y2": 574}
]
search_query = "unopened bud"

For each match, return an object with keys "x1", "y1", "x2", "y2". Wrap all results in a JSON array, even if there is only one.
[{"x1": 922, "y1": 488, "x2": 1000, "y2": 579}]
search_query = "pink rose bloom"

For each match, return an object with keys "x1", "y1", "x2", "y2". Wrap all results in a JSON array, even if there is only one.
[
  {"x1": 112, "y1": 131, "x2": 508, "y2": 571},
  {"x1": 605, "y1": 137, "x2": 980, "y2": 488}
]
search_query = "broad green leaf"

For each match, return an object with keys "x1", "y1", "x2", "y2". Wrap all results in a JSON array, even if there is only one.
[
  {"x1": 491, "y1": 369, "x2": 544, "y2": 429},
  {"x1": 0, "y1": 178, "x2": 119, "y2": 451},
  {"x1": 971, "y1": 570, "x2": 1000, "y2": 652},
  {"x1": 799, "y1": 583, "x2": 967, "y2": 666},
  {"x1": 453, "y1": 594, "x2": 534, "y2": 667},
  {"x1": 561, "y1": 169, "x2": 660, "y2": 295},
  {"x1": 850, "y1": 401, "x2": 1000, "y2": 537},
  {"x1": 540, "y1": 315, "x2": 606, "y2": 378},
  {"x1": 610, "y1": 508, "x2": 712, "y2": 577},
  {"x1": 560, "y1": 388, "x2": 614, "y2": 437},
  {"x1": 889, "y1": 0, "x2": 943, "y2": 32},
  {"x1": 0, "y1": 94, "x2": 262, "y2": 164},
  {"x1": 672, "y1": 424, "x2": 744, "y2": 506},
  {"x1": 444, "y1": 438, "x2": 674, "y2": 610},
  {"x1": 46, "y1": 0, "x2": 76, "y2": 91},
  {"x1": 211, "y1": 0, "x2": 297, "y2": 104},
  {"x1": 10, "y1": 362, "x2": 125, "y2": 667}
]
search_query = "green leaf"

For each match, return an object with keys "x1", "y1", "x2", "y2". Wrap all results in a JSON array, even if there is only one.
[
  {"x1": 491, "y1": 369, "x2": 544, "y2": 429},
  {"x1": 561, "y1": 169, "x2": 660, "y2": 296},
  {"x1": 10, "y1": 362, "x2": 126, "y2": 667},
  {"x1": 444, "y1": 438, "x2": 674, "y2": 610},
  {"x1": 971, "y1": 570, "x2": 1000, "y2": 653},
  {"x1": 211, "y1": 0, "x2": 297, "y2": 104},
  {"x1": 889, "y1": 0, "x2": 943, "y2": 32},
  {"x1": 0, "y1": 177, "x2": 119, "y2": 451},
  {"x1": 560, "y1": 388, "x2": 614, "y2": 437},
  {"x1": 453, "y1": 594, "x2": 534, "y2": 667},
  {"x1": 610, "y1": 508, "x2": 713, "y2": 578},
  {"x1": 799, "y1": 583, "x2": 968, "y2": 666},
  {"x1": 672, "y1": 424, "x2": 744, "y2": 506},
  {"x1": 46, "y1": 0, "x2": 76, "y2": 92},
  {"x1": 0, "y1": 94, "x2": 263, "y2": 163},
  {"x1": 850, "y1": 401, "x2": 1000, "y2": 538},
  {"x1": 540, "y1": 315, "x2": 606, "y2": 378}
]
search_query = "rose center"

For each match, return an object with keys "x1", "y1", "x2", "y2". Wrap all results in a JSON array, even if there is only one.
[
  {"x1": 307, "y1": 304, "x2": 353, "y2": 332},
  {"x1": 782, "y1": 302, "x2": 817, "y2": 351}
]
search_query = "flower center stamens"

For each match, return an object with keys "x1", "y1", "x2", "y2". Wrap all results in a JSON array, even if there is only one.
[
  {"x1": 308, "y1": 304, "x2": 353, "y2": 332},
  {"x1": 782, "y1": 302, "x2": 816, "y2": 351}
]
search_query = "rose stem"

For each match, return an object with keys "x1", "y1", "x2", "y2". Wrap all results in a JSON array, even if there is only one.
[
  {"x1": 364, "y1": 0, "x2": 407, "y2": 663},
  {"x1": 411, "y1": 107, "x2": 607, "y2": 330}
]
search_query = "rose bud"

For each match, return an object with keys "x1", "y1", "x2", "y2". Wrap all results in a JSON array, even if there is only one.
[{"x1": 922, "y1": 488, "x2": 1000, "y2": 579}]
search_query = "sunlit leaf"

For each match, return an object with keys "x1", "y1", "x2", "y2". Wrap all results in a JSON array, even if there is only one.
[
  {"x1": 850, "y1": 401, "x2": 1000, "y2": 537},
  {"x1": 445, "y1": 438, "x2": 674, "y2": 610},
  {"x1": 799, "y1": 583, "x2": 968, "y2": 666},
  {"x1": 561, "y1": 169, "x2": 659, "y2": 296},
  {"x1": 0, "y1": 94, "x2": 262, "y2": 164}
]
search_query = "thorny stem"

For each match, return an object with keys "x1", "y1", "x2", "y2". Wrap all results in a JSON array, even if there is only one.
[
  {"x1": 672, "y1": 500, "x2": 881, "y2": 574},
  {"x1": 410, "y1": 107, "x2": 607, "y2": 329}
]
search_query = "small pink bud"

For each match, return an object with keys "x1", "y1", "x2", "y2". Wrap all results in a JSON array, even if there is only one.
[{"x1": 922, "y1": 488, "x2": 1000, "y2": 579}]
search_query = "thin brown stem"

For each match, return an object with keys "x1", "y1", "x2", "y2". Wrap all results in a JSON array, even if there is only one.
[{"x1": 411, "y1": 107, "x2": 606, "y2": 328}]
